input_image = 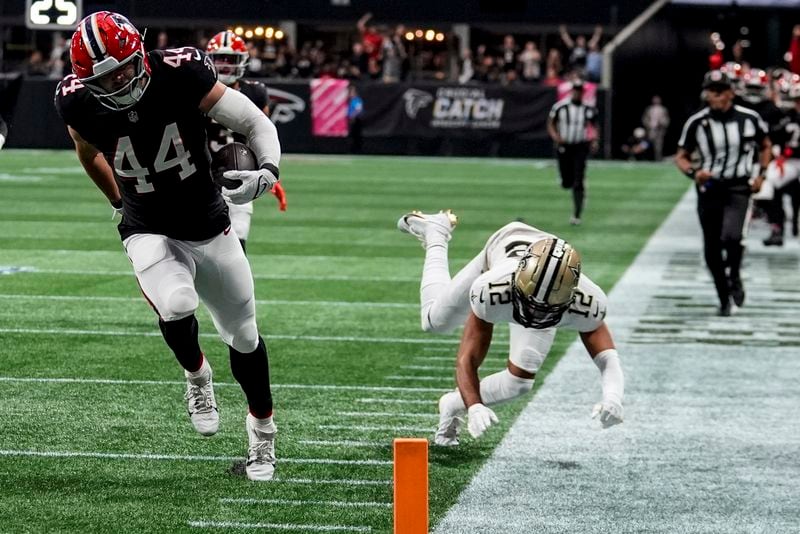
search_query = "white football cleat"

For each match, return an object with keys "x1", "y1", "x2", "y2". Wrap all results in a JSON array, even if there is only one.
[
  {"x1": 184, "y1": 373, "x2": 219, "y2": 437},
  {"x1": 434, "y1": 393, "x2": 465, "y2": 447},
  {"x1": 397, "y1": 209, "x2": 458, "y2": 246},
  {"x1": 246, "y1": 413, "x2": 277, "y2": 481}
]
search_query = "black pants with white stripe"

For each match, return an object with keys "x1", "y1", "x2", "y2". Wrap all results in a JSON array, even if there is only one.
[
  {"x1": 696, "y1": 181, "x2": 751, "y2": 307},
  {"x1": 557, "y1": 142, "x2": 589, "y2": 218}
]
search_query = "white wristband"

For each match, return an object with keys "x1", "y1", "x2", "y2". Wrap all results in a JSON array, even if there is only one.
[{"x1": 593, "y1": 348, "x2": 624, "y2": 404}]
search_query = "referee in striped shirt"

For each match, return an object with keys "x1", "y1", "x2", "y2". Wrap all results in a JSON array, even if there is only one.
[
  {"x1": 547, "y1": 79, "x2": 599, "y2": 225},
  {"x1": 675, "y1": 70, "x2": 771, "y2": 316}
]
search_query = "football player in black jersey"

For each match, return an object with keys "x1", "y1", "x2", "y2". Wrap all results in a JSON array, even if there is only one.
[
  {"x1": 760, "y1": 84, "x2": 800, "y2": 245},
  {"x1": 205, "y1": 30, "x2": 286, "y2": 253},
  {"x1": 54, "y1": 12, "x2": 280, "y2": 481}
]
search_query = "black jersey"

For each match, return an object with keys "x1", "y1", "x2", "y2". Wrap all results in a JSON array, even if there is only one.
[
  {"x1": 55, "y1": 47, "x2": 229, "y2": 241},
  {"x1": 206, "y1": 80, "x2": 270, "y2": 152},
  {"x1": 770, "y1": 109, "x2": 800, "y2": 155}
]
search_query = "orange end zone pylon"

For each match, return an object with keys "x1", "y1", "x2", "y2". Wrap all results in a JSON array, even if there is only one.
[{"x1": 393, "y1": 438, "x2": 429, "y2": 534}]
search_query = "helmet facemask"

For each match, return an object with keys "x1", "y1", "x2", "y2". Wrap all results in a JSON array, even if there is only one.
[
  {"x1": 80, "y1": 49, "x2": 150, "y2": 111},
  {"x1": 210, "y1": 52, "x2": 248, "y2": 85},
  {"x1": 511, "y1": 238, "x2": 581, "y2": 329}
]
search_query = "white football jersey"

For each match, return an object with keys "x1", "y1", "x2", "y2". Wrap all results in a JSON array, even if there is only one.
[{"x1": 469, "y1": 222, "x2": 607, "y2": 333}]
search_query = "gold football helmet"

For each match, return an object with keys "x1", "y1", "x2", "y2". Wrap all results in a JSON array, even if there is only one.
[{"x1": 511, "y1": 238, "x2": 581, "y2": 328}]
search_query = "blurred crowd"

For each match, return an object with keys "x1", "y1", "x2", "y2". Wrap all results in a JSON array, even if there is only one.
[{"x1": 17, "y1": 14, "x2": 606, "y2": 87}]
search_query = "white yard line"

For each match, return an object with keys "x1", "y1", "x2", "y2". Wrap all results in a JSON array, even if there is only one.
[
  {"x1": 319, "y1": 424, "x2": 432, "y2": 433},
  {"x1": 273, "y1": 478, "x2": 389, "y2": 486},
  {"x1": 341, "y1": 412, "x2": 437, "y2": 419},
  {"x1": 0, "y1": 327, "x2": 459, "y2": 345},
  {"x1": 188, "y1": 520, "x2": 371, "y2": 532},
  {"x1": 0, "y1": 376, "x2": 447, "y2": 393},
  {"x1": 0, "y1": 294, "x2": 416, "y2": 309},
  {"x1": 357, "y1": 398, "x2": 436, "y2": 405},
  {"x1": 297, "y1": 440, "x2": 388, "y2": 448},
  {"x1": 0, "y1": 449, "x2": 390, "y2": 465},
  {"x1": 385, "y1": 375, "x2": 454, "y2": 382},
  {"x1": 400, "y1": 365, "x2": 452, "y2": 370},
  {"x1": 219, "y1": 498, "x2": 391, "y2": 508}
]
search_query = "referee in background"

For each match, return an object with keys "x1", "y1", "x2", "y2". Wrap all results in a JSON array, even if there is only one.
[
  {"x1": 675, "y1": 70, "x2": 771, "y2": 316},
  {"x1": 547, "y1": 79, "x2": 599, "y2": 225}
]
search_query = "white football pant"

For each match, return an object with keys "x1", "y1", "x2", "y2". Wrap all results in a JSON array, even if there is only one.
[
  {"x1": 123, "y1": 228, "x2": 259, "y2": 353},
  {"x1": 418, "y1": 229, "x2": 555, "y2": 374},
  {"x1": 753, "y1": 158, "x2": 800, "y2": 201},
  {"x1": 227, "y1": 200, "x2": 254, "y2": 242}
]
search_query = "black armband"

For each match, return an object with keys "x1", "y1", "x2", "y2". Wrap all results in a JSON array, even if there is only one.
[
  {"x1": 111, "y1": 199, "x2": 123, "y2": 210},
  {"x1": 684, "y1": 168, "x2": 696, "y2": 179},
  {"x1": 260, "y1": 162, "x2": 280, "y2": 180}
]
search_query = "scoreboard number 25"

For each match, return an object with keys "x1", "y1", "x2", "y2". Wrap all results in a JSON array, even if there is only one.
[{"x1": 25, "y1": 0, "x2": 83, "y2": 30}]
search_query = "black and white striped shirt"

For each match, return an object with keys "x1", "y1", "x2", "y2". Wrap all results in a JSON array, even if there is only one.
[
  {"x1": 549, "y1": 100, "x2": 598, "y2": 144},
  {"x1": 678, "y1": 105, "x2": 768, "y2": 180}
]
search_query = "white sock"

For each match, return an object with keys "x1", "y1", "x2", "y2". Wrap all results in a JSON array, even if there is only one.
[
  {"x1": 0, "y1": 134, "x2": 5, "y2": 151},
  {"x1": 420, "y1": 240, "x2": 453, "y2": 331},
  {"x1": 185, "y1": 356, "x2": 211, "y2": 385},
  {"x1": 247, "y1": 412, "x2": 276, "y2": 432}
]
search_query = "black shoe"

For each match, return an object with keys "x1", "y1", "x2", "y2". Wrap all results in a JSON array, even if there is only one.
[
  {"x1": 793, "y1": 219, "x2": 799, "y2": 237},
  {"x1": 718, "y1": 301, "x2": 732, "y2": 317},
  {"x1": 763, "y1": 233, "x2": 784, "y2": 247},
  {"x1": 729, "y1": 280, "x2": 745, "y2": 307}
]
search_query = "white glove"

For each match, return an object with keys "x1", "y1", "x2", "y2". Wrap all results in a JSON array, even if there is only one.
[
  {"x1": 221, "y1": 167, "x2": 279, "y2": 205},
  {"x1": 592, "y1": 400, "x2": 623, "y2": 428},
  {"x1": 110, "y1": 199, "x2": 123, "y2": 221},
  {"x1": 467, "y1": 403, "x2": 498, "y2": 439}
]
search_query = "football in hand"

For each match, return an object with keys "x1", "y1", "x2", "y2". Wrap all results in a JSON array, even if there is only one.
[{"x1": 211, "y1": 142, "x2": 258, "y2": 189}]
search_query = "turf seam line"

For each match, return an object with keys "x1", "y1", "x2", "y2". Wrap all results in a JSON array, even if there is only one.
[
  {"x1": 187, "y1": 520, "x2": 372, "y2": 532},
  {"x1": 218, "y1": 497, "x2": 392, "y2": 508}
]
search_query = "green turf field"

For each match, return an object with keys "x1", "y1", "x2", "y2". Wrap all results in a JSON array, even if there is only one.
[{"x1": 0, "y1": 151, "x2": 688, "y2": 533}]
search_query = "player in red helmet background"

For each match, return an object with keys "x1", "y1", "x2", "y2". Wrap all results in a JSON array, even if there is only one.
[
  {"x1": 206, "y1": 30, "x2": 287, "y2": 254},
  {"x1": 55, "y1": 11, "x2": 282, "y2": 481}
]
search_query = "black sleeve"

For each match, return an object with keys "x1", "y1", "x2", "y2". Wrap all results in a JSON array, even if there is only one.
[
  {"x1": 53, "y1": 74, "x2": 92, "y2": 139},
  {"x1": 151, "y1": 48, "x2": 218, "y2": 109}
]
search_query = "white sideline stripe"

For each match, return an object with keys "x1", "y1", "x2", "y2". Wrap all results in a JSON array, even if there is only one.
[
  {"x1": 412, "y1": 356, "x2": 456, "y2": 361},
  {"x1": 0, "y1": 376, "x2": 448, "y2": 393},
  {"x1": 357, "y1": 398, "x2": 436, "y2": 405},
  {"x1": 0, "y1": 327, "x2": 459, "y2": 345},
  {"x1": 298, "y1": 440, "x2": 388, "y2": 448},
  {"x1": 275, "y1": 478, "x2": 389, "y2": 486},
  {"x1": 188, "y1": 520, "x2": 371, "y2": 532},
  {"x1": 219, "y1": 497, "x2": 392, "y2": 508},
  {"x1": 342, "y1": 411, "x2": 437, "y2": 419},
  {"x1": 385, "y1": 375, "x2": 454, "y2": 382},
  {"x1": 24, "y1": 268, "x2": 417, "y2": 283},
  {"x1": 401, "y1": 364, "x2": 452, "y2": 370},
  {"x1": 0, "y1": 449, "x2": 391, "y2": 466},
  {"x1": 319, "y1": 424, "x2": 432, "y2": 433},
  {"x1": 0, "y1": 294, "x2": 416, "y2": 309}
]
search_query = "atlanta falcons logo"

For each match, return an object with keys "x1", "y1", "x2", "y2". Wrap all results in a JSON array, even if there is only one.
[
  {"x1": 268, "y1": 89, "x2": 307, "y2": 124},
  {"x1": 403, "y1": 89, "x2": 433, "y2": 119}
]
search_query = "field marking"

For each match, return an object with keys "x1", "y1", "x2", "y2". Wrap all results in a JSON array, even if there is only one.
[
  {"x1": 298, "y1": 440, "x2": 388, "y2": 448},
  {"x1": 7, "y1": 267, "x2": 418, "y2": 283},
  {"x1": 0, "y1": 327, "x2": 459, "y2": 345},
  {"x1": 274, "y1": 478, "x2": 389, "y2": 486},
  {"x1": 400, "y1": 365, "x2": 452, "y2": 371},
  {"x1": 357, "y1": 398, "x2": 436, "y2": 405},
  {"x1": 219, "y1": 497, "x2": 392, "y2": 508},
  {"x1": 412, "y1": 356, "x2": 455, "y2": 362},
  {"x1": 385, "y1": 375, "x2": 454, "y2": 382},
  {"x1": 0, "y1": 293, "x2": 416, "y2": 309},
  {"x1": 341, "y1": 411, "x2": 437, "y2": 419},
  {"x1": 0, "y1": 376, "x2": 448, "y2": 393},
  {"x1": 188, "y1": 520, "x2": 371, "y2": 532},
  {"x1": 0, "y1": 449, "x2": 391, "y2": 465},
  {"x1": 319, "y1": 424, "x2": 432, "y2": 433}
]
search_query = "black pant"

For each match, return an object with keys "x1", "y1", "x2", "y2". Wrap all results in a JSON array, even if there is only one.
[
  {"x1": 557, "y1": 142, "x2": 589, "y2": 218},
  {"x1": 696, "y1": 181, "x2": 751, "y2": 306},
  {"x1": 764, "y1": 179, "x2": 800, "y2": 235}
]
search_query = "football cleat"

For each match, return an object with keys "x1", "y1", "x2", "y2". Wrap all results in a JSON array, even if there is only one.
[
  {"x1": 245, "y1": 414, "x2": 277, "y2": 481},
  {"x1": 397, "y1": 209, "x2": 458, "y2": 246},
  {"x1": 569, "y1": 216, "x2": 582, "y2": 226},
  {"x1": 729, "y1": 279, "x2": 745, "y2": 307},
  {"x1": 184, "y1": 374, "x2": 219, "y2": 437},
  {"x1": 433, "y1": 394, "x2": 464, "y2": 447}
]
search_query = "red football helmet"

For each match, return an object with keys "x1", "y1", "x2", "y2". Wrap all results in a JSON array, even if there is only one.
[
  {"x1": 206, "y1": 31, "x2": 249, "y2": 85},
  {"x1": 70, "y1": 11, "x2": 151, "y2": 110}
]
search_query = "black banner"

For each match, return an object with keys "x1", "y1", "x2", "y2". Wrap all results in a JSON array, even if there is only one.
[
  {"x1": 360, "y1": 82, "x2": 557, "y2": 139},
  {"x1": 265, "y1": 81, "x2": 312, "y2": 153}
]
